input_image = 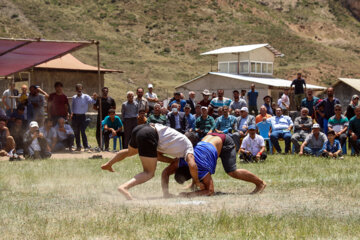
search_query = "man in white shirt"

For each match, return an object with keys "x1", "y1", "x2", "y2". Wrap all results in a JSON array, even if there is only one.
[
  {"x1": 145, "y1": 84, "x2": 158, "y2": 114},
  {"x1": 277, "y1": 88, "x2": 290, "y2": 115},
  {"x1": 101, "y1": 123, "x2": 204, "y2": 200},
  {"x1": 240, "y1": 125, "x2": 267, "y2": 162},
  {"x1": 53, "y1": 117, "x2": 75, "y2": 152},
  {"x1": 269, "y1": 107, "x2": 294, "y2": 154},
  {"x1": 2, "y1": 82, "x2": 18, "y2": 116}
]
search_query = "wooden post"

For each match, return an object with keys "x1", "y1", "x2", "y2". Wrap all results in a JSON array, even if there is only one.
[
  {"x1": 96, "y1": 41, "x2": 103, "y2": 150},
  {"x1": 237, "y1": 53, "x2": 240, "y2": 75}
]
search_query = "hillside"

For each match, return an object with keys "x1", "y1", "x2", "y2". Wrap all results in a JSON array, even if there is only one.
[{"x1": 1, "y1": 0, "x2": 360, "y2": 103}]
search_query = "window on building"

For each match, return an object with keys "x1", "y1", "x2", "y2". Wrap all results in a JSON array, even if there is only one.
[
  {"x1": 249, "y1": 61, "x2": 273, "y2": 75},
  {"x1": 256, "y1": 63, "x2": 261, "y2": 73},
  {"x1": 267, "y1": 63, "x2": 273, "y2": 74},
  {"x1": 251, "y1": 62, "x2": 256, "y2": 73},
  {"x1": 229, "y1": 62, "x2": 238, "y2": 74},
  {"x1": 218, "y1": 62, "x2": 228, "y2": 73},
  {"x1": 262, "y1": 63, "x2": 267, "y2": 73},
  {"x1": 240, "y1": 62, "x2": 249, "y2": 73}
]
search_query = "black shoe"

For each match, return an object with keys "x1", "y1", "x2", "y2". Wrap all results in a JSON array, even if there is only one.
[{"x1": 75, "y1": 147, "x2": 82, "y2": 152}]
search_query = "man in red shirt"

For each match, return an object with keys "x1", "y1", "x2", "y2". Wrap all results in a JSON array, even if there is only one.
[{"x1": 47, "y1": 82, "x2": 69, "y2": 123}]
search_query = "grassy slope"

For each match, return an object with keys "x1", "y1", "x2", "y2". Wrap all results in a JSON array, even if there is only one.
[{"x1": 1, "y1": 0, "x2": 360, "y2": 104}]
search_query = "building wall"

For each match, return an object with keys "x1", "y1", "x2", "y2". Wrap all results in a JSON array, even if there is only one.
[
  {"x1": 249, "y1": 47, "x2": 274, "y2": 62},
  {"x1": 217, "y1": 52, "x2": 249, "y2": 62},
  {"x1": 333, "y1": 82, "x2": 360, "y2": 107},
  {"x1": 175, "y1": 74, "x2": 271, "y2": 109}
]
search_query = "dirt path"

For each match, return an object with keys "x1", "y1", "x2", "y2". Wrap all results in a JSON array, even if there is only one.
[{"x1": 0, "y1": 151, "x2": 115, "y2": 161}]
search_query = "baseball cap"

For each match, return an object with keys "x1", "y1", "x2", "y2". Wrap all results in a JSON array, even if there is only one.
[
  {"x1": 29, "y1": 121, "x2": 39, "y2": 128},
  {"x1": 352, "y1": 94, "x2": 359, "y2": 100},
  {"x1": 148, "y1": 84, "x2": 153, "y2": 88},
  {"x1": 184, "y1": 104, "x2": 191, "y2": 109},
  {"x1": 248, "y1": 125, "x2": 256, "y2": 130},
  {"x1": 240, "y1": 107, "x2": 249, "y2": 113},
  {"x1": 201, "y1": 106, "x2": 208, "y2": 110},
  {"x1": 312, "y1": 123, "x2": 320, "y2": 129}
]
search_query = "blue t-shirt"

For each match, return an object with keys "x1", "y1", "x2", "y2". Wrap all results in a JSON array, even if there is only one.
[
  {"x1": 169, "y1": 100, "x2": 187, "y2": 112},
  {"x1": 186, "y1": 113, "x2": 196, "y2": 130},
  {"x1": 178, "y1": 141, "x2": 218, "y2": 180},
  {"x1": 325, "y1": 139, "x2": 341, "y2": 153},
  {"x1": 247, "y1": 90, "x2": 258, "y2": 106},
  {"x1": 102, "y1": 115, "x2": 123, "y2": 130}
]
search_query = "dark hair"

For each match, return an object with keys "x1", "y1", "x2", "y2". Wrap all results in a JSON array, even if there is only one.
[
  {"x1": 174, "y1": 166, "x2": 192, "y2": 184},
  {"x1": 139, "y1": 109, "x2": 146, "y2": 113},
  {"x1": 108, "y1": 109, "x2": 115, "y2": 114},
  {"x1": 185, "y1": 131, "x2": 200, "y2": 147},
  {"x1": 54, "y1": 82, "x2": 63, "y2": 88},
  {"x1": 102, "y1": 87, "x2": 108, "y2": 91},
  {"x1": 0, "y1": 116, "x2": 7, "y2": 123},
  {"x1": 44, "y1": 118, "x2": 53, "y2": 124},
  {"x1": 75, "y1": 83, "x2": 82, "y2": 90},
  {"x1": 327, "y1": 130, "x2": 335, "y2": 136},
  {"x1": 233, "y1": 90, "x2": 239, "y2": 94},
  {"x1": 17, "y1": 104, "x2": 25, "y2": 111}
]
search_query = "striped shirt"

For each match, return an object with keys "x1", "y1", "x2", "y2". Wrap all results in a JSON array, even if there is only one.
[{"x1": 210, "y1": 97, "x2": 232, "y2": 117}]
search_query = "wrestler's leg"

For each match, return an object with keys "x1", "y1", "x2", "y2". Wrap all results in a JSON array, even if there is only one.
[
  {"x1": 101, "y1": 146, "x2": 138, "y2": 172},
  {"x1": 227, "y1": 170, "x2": 266, "y2": 194}
]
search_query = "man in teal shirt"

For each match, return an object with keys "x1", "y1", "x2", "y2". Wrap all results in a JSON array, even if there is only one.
[
  {"x1": 102, "y1": 109, "x2": 123, "y2": 151},
  {"x1": 195, "y1": 106, "x2": 215, "y2": 139}
]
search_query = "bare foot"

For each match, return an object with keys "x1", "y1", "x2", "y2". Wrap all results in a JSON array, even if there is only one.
[
  {"x1": 118, "y1": 186, "x2": 133, "y2": 200},
  {"x1": 250, "y1": 181, "x2": 266, "y2": 194},
  {"x1": 101, "y1": 164, "x2": 114, "y2": 172}
]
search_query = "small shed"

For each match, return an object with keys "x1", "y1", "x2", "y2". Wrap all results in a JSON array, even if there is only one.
[{"x1": 332, "y1": 78, "x2": 360, "y2": 106}]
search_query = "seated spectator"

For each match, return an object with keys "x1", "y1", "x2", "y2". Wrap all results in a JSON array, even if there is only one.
[
  {"x1": 54, "y1": 118, "x2": 75, "y2": 152},
  {"x1": 23, "y1": 121, "x2": 51, "y2": 159},
  {"x1": 103, "y1": 109, "x2": 123, "y2": 151},
  {"x1": 322, "y1": 130, "x2": 342, "y2": 158},
  {"x1": 184, "y1": 104, "x2": 196, "y2": 131},
  {"x1": 9, "y1": 104, "x2": 26, "y2": 128},
  {"x1": 216, "y1": 107, "x2": 224, "y2": 118},
  {"x1": 233, "y1": 107, "x2": 255, "y2": 151},
  {"x1": 199, "y1": 89, "x2": 211, "y2": 107},
  {"x1": 315, "y1": 99, "x2": 325, "y2": 130},
  {"x1": 0, "y1": 118, "x2": 16, "y2": 157},
  {"x1": 147, "y1": 103, "x2": 167, "y2": 125},
  {"x1": 194, "y1": 104, "x2": 202, "y2": 119},
  {"x1": 167, "y1": 103, "x2": 187, "y2": 133},
  {"x1": 263, "y1": 95, "x2": 273, "y2": 115},
  {"x1": 10, "y1": 118, "x2": 25, "y2": 154},
  {"x1": 346, "y1": 95, "x2": 359, "y2": 120},
  {"x1": 277, "y1": 89, "x2": 290, "y2": 115},
  {"x1": 137, "y1": 109, "x2": 147, "y2": 125},
  {"x1": 40, "y1": 118, "x2": 57, "y2": 152},
  {"x1": 299, "y1": 124, "x2": 327, "y2": 156},
  {"x1": 195, "y1": 106, "x2": 215, "y2": 139},
  {"x1": 214, "y1": 105, "x2": 236, "y2": 134},
  {"x1": 291, "y1": 107, "x2": 313, "y2": 153},
  {"x1": 348, "y1": 106, "x2": 360, "y2": 155},
  {"x1": 255, "y1": 105, "x2": 272, "y2": 124},
  {"x1": 240, "y1": 125, "x2": 267, "y2": 162},
  {"x1": 269, "y1": 107, "x2": 293, "y2": 154},
  {"x1": 234, "y1": 108, "x2": 241, "y2": 118},
  {"x1": 161, "y1": 107, "x2": 168, "y2": 115},
  {"x1": 328, "y1": 104, "x2": 348, "y2": 148},
  {"x1": 168, "y1": 92, "x2": 186, "y2": 112},
  {"x1": 186, "y1": 91, "x2": 196, "y2": 114}
]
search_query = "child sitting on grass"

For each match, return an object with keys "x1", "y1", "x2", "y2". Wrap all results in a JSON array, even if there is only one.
[{"x1": 322, "y1": 130, "x2": 343, "y2": 159}]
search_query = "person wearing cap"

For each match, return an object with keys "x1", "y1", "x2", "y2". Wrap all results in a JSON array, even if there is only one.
[
  {"x1": 348, "y1": 105, "x2": 360, "y2": 155},
  {"x1": 328, "y1": 104, "x2": 348, "y2": 148},
  {"x1": 240, "y1": 125, "x2": 267, "y2": 162},
  {"x1": 184, "y1": 104, "x2": 196, "y2": 131},
  {"x1": 167, "y1": 103, "x2": 188, "y2": 134},
  {"x1": 147, "y1": 103, "x2": 167, "y2": 125},
  {"x1": 299, "y1": 123, "x2": 327, "y2": 156},
  {"x1": 28, "y1": 85, "x2": 48, "y2": 126},
  {"x1": 233, "y1": 107, "x2": 255, "y2": 151},
  {"x1": 195, "y1": 106, "x2": 215, "y2": 139},
  {"x1": 23, "y1": 121, "x2": 51, "y2": 159},
  {"x1": 291, "y1": 107, "x2": 313, "y2": 153},
  {"x1": 230, "y1": 90, "x2": 247, "y2": 114},
  {"x1": 0, "y1": 117, "x2": 16, "y2": 157},
  {"x1": 345, "y1": 94, "x2": 359, "y2": 120},
  {"x1": 214, "y1": 105, "x2": 236, "y2": 134},
  {"x1": 145, "y1": 84, "x2": 158, "y2": 114},
  {"x1": 263, "y1": 95, "x2": 273, "y2": 116},
  {"x1": 290, "y1": 73, "x2": 307, "y2": 111},
  {"x1": 255, "y1": 105, "x2": 272, "y2": 124},
  {"x1": 247, "y1": 84, "x2": 259, "y2": 116},
  {"x1": 301, "y1": 89, "x2": 319, "y2": 118},
  {"x1": 208, "y1": 89, "x2": 232, "y2": 118},
  {"x1": 199, "y1": 89, "x2": 211, "y2": 107},
  {"x1": 186, "y1": 91, "x2": 197, "y2": 115},
  {"x1": 315, "y1": 87, "x2": 340, "y2": 134},
  {"x1": 169, "y1": 92, "x2": 187, "y2": 112},
  {"x1": 269, "y1": 107, "x2": 293, "y2": 154}
]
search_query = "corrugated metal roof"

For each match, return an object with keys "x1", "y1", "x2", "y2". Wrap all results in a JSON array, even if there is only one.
[
  {"x1": 338, "y1": 78, "x2": 360, "y2": 92},
  {"x1": 200, "y1": 43, "x2": 284, "y2": 57},
  {"x1": 176, "y1": 72, "x2": 326, "y2": 90}
]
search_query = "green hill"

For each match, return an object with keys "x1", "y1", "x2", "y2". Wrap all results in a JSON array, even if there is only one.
[{"x1": 1, "y1": 0, "x2": 360, "y2": 103}]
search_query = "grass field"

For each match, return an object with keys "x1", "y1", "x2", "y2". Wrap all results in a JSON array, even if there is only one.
[{"x1": 1, "y1": 147, "x2": 360, "y2": 239}]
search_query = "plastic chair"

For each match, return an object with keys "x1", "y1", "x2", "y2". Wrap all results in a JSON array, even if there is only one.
[
  {"x1": 112, "y1": 133, "x2": 124, "y2": 151},
  {"x1": 256, "y1": 121, "x2": 273, "y2": 154}
]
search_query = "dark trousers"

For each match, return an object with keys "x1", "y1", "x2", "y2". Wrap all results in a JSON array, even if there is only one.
[
  {"x1": 336, "y1": 134, "x2": 347, "y2": 148},
  {"x1": 54, "y1": 135, "x2": 75, "y2": 151},
  {"x1": 350, "y1": 138, "x2": 360, "y2": 155},
  {"x1": 123, "y1": 118, "x2": 138, "y2": 149},
  {"x1": 248, "y1": 105, "x2": 258, "y2": 116},
  {"x1": 96, "y1": 118, "x2": 103, "y2": 148},
  {"x1": 72, "y1": 114, "x2": 89, "y2": 149},
  {"x1": 103, "y1": 131, "x2": 123, "y2": 150}
]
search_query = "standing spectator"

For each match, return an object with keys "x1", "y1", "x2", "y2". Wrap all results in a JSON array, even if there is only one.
[
  {"x1": 23, "y1": 121, "x2": 51, "y2": 159},
  {"x1": 169, "y1": 92, "x2": 186, "y2": 112},
  {"x1": 71, "y1": 84, "x2": 97, "y2": 151},
  {"x1": 214, "y1": 105, "x2": 236, "y2": 134},
  {"x1": 322, "y1": 130, "x2": 342, "y2": 158},
  {"x1": 184, "y1": 104, "x2": 196, "y2": 131},
  {"x1": 315, "y1": 87, "x2": 340, "y2": 134},
  {"x1": 240, "y1": 125, "x2": 267, "y2": 162},
  {"x1": 137, "y1": 109, "x2": 147, "y2": 125},
  {"x1": 147, "y1": 103, "x2": 167, "y2": 125},
  {"x1": 135, "y1": 87, "x2": 149, "y2": 113},
  {"x1": 230, "y1": 90, "x2": 247, "y2": 113},
  {"x1": 263, "y1": 95, "x2": 273, "y2": 115},
  {"x1": 40, "y1": 118, "x2": 57, "y2": 152},
  {"x1": 54, "y1": 118, "x2": 75, "y2": 152},
  {"x1": 186, "y1": 91, "x2": 196, "y2": 114},
  {"x1": 93, "y1": 87, "x2": 116, "y2": 150},
  {"x1": 199, "y1": 89, "x2": 211, "y2": 107},
  {"x1": 255, "y1": 105, "x2": 272, "y2": 124},
  {"x1": 211, "y1": 91, "x2": 217, "y2": 99},
  {"x1": 328, "y1": 104, "x2": 348, "y2": 148},
  {"x1": 167, "y1": 103, "x2": 187, "y2": 133},
  {"x1": 240, "y1": 89, "x2": 247, "y2": 101},
  {"x1": 349, "y1": 106, "x2": 360, "y2": 155},
  {"x1": 345, "y1": 95, "x2": 359, "y2": 120},
  {"x1": 121, "y1": 91, "x2": 139, "y2": 148},
  {"x1": 194, "y1": 104, "x2": 202, "y2": 119},
  {"x1": 2, "y1": 82, "x2": 18, "y2": 116},
  {"x1": 301, "y1": 89, "x2": 319, "y2": 118},
  {"x1": 233, "y1": 107, "x2": 255, "y2": 151},
  {"x1": 291, "y1": 107, "x2": 313, "y2": 153},
  {"x1": 269, "y1": 107, "x2": 293, "y2": 154},
  {"x1": 0, "y1": 118, "x2": 15, "y2": 157},
  {"x1": 10, "y1": 118, "x2": 25, "y2": 154},
  {"x1": 48, "y1": 82, "x2": 69, "y2": 124},
  {"x1": 103, "y1": 109, "x2": 123, "y2": 151},
  {"x1": 315, "y1": 100, "x2": 325, "y2": 130},
  {"x1": 145, "y1": 84, "x2": 158, "y2": 114},
  {"x1": 299, "y1": 124, "x2": 327, "y2": 156},
  {"x1": 247, "y1": 84, "x2": 259, "y2": 116},
  {"x1": 290, "y1": 72, "x2": 306, "y2": 110},
  {"x1": 277, "y1": 88, "x2": 290, "y2": 115},
  {"x1": 209, "y1": 89, "x2": 232, "y2": 118},
  {"x1": 18, "y1": 84, "x2": 28, "y2": 105},
  {"x1": 28, "y1": 85, "x2": 48, "y2": 125},
  {"x1": 195, "y1": 106, "x2": 215, "y2": 139}
]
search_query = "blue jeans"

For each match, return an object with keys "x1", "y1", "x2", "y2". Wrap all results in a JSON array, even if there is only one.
[
  {"x1": 270, "y1": 130, "x2": 292, "y2": 153},
  {"x1": 304, "y1": 147, "x2": 323, "y2": 156}
]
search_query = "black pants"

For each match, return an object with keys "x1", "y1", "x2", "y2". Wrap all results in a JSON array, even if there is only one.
[
  {"x1": 103, "y1": 130, "x2": 124, "y2": 150},
  {"x1": 72, "y1": 114, "x2": 89, "y2": 149},
  {"x1": 240, "y1": 152, "x2": 267, "y2": 162}
]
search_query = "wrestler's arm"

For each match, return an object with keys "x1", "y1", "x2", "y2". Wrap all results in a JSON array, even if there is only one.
[
  {"x1": 161, "y1": 159, "x2": 179, "y2": 198},
  {"x1": 157, "y1": 152, "x2": 176, "y2": 163},
  {"x1": 180, "y1": 174, "x2": 214, "y2": 197},
  {"x1": 186, "y1": 153, "x2": 205, "y2": 190}
]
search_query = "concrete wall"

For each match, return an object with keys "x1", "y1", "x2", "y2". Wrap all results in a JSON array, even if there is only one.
[
  {"x1": 333, "y1": 82, "x2": 360, "y2": 107},
  {"x1": 249, "y1": 47, "x2": 274, "y2": 62},
  {"x1": 218, "y1": 52, "x2": 249, "y2": 62}
]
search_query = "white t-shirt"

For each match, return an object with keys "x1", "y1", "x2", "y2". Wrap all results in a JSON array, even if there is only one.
[
  {"x1": 241, "y1": 134, "x2": 265, "y2": 156},
  {"x1": 30, "y1": 138, "x2": 41, "y2": 151},
  {"x1": 145, "y1": 92, "x2": 158, "y2": 107},
  {"x1": 154, "y1": 123, "x2": 194, "y2": 158},
  {"x1": 3, "y1": 89, "x2": 16, "y2": 109},
  {"x1": 278, "y1": 94, "x2": 290, "y2": 110}
]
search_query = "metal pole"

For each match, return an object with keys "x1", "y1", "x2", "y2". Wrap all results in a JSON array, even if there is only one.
[{"x1": 96, "y1": 41, "x2": 103, "y2": 150}]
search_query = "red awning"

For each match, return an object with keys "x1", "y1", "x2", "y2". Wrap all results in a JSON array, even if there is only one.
[{"x1": 0, "y1": 38, "x2": 94, "y2": 77}]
